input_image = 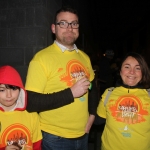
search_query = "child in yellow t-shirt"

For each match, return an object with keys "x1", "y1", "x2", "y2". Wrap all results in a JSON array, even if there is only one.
[{"x1": 0, "y1": 65, "x2": 42, "y2": 150}]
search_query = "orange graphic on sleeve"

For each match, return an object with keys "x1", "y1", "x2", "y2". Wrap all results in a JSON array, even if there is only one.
[
  {"x1": 60, "y1": 60, "x2": 90, "y2": 86},
  {"x1": 109, "y1": 95, "x2": 149, "y2": 124},
  {"x1": 0, "y1": 123, "x2": 32, "y2": 150}
]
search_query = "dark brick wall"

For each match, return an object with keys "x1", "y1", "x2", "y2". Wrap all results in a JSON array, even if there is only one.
[{"x1": 0, "y1": 0, "x2": 62, "y2": 83}]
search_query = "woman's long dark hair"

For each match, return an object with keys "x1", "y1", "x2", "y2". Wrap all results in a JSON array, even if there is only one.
[{"x1": 120, "y1": 52, "x2": 150, "y2": 88}]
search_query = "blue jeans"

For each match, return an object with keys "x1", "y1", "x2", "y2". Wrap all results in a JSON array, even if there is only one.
[{"x1": 42, "y1": 131, "x2": 89, "y2": 150}]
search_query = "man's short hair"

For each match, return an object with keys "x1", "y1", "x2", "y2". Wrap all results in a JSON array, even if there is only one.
[{"x1": 53, "y1": 6, "x2": 79, "y2": 23}]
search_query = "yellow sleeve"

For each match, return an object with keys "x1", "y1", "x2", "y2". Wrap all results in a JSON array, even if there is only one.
[
  {"x1": 31, "y1": 112, "x2": 42, "y2": 142},
  {"x1": 25, "y1": 60, "x2": 48, "y2": 93},
  {"x1": 97, "y1": 89, "x2": 109, "y2": 118}
]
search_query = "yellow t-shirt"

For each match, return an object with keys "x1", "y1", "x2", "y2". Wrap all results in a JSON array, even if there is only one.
[
  {"x1": 25, "y1": 43, "x2": 94, "y2": 138},
  {"x1": 0, "y1": 111, "x2": 42, "y2": 149},
  {"x1": 97, "y1": 86, "x2": 150, "y2": 150}
]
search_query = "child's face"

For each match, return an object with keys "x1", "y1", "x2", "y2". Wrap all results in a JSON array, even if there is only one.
[{"x1": 0, "y1": 84, "x2": 20, "y2": 111}]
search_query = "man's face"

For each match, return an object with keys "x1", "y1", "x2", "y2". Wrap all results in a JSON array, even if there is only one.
[{"x1": 51, "y1": 12, "x2": 79, "y2": 49}]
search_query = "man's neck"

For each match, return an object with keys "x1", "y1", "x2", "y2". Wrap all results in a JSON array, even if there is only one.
[
  {"x1": 54, "y1": 40, "x2": 78, "y2": 53},
  {"x1": 55, "y1": 40, "x2": 74, "y2": 50}
]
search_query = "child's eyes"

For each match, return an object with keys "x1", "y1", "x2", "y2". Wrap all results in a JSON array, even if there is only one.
[
  {"x1": 0, "y1": 88, "x2": 18, "y2": 92},
  {"x1": 12, "y1": 88, "x2": 18, "y2": 91}
]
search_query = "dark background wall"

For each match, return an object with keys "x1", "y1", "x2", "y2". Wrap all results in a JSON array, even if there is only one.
[{"x1": 0, "y1": 0, "x2": 62, "y2": 83}]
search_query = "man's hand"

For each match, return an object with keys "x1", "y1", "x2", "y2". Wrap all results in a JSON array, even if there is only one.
[
  {"x1": 85, "y1": 114, "x2": 95, "y2": 133},
  {"x1": 70, "y1": 77, "x2": 90, "y2": 98}
]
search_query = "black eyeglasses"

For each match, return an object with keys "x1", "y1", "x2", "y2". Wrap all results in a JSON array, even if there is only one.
[{"x1": 56, "y1": 21, "x2": 79, "y2": 29}]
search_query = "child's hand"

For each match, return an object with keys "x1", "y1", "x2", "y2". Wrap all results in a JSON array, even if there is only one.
[{"x1": 5, "y1": 145, "x2": 21, "y2": 150}]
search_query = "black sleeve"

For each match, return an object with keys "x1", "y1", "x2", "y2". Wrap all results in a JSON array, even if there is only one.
[
  {"x1": 88, "y1": 78, "x2": 99, "y2": 115},
  {"x1": 26, "y1": 88, "x2": 74, "y2": 112}
]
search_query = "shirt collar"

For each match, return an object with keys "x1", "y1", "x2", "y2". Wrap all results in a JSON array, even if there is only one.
[{"x1": 54, "y1": 40, "x2": 78, "y2": 53}]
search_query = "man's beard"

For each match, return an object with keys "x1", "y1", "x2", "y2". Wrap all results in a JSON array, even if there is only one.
[{"x1": 62, "y1": 36, "x2": 76, "y2": 45}]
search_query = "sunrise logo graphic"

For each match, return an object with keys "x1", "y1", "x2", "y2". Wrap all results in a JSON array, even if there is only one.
[
  {"x1": 60, "y1": 59, "x2": 90, "y2": 87},
  {"x1": 109, "y1": 95, "x2": 148, "y2": 124},
  {"x1": 0, "y1": 123, "x2": 32, "y2": 150}
]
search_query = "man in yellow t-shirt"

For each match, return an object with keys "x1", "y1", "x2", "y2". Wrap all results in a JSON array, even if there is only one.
[{"x1": 25, "y1": 6, "x2": 98, "y2": 150}]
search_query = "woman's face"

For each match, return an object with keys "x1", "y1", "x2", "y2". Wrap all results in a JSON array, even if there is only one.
[{"x1": 120, "y1": 56, "x2": 142, "y2": 86}]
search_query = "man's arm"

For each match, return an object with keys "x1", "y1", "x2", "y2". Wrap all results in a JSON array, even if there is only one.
[
  {"x1": 88, "y1": 78, "x2": 99, "y2": 115},
  {"x1": 26, "y1": 77, "x2": 90, "y2": 112},
  {"x1": 85, "y1": 78, "x2": 99, "y2": 133},
  {"x1": 26, "y1": 88, "x2": 74, "y2": 112}
]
